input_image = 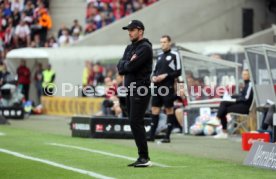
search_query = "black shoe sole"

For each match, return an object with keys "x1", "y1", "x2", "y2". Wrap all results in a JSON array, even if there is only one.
[{"x1": 134, "y1": 161, "x2": 152, "y2": 167}]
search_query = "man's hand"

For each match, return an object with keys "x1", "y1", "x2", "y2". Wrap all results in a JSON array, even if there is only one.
[
  {"x1": 130, "y1": 54, "x2": 137, "y2": 61},
  {"x1": 152, "y1": 76, "x2": 158, "y2": 83},
  {"x1": 156, "y1": 74, "x2": 168, "y2": 82}
]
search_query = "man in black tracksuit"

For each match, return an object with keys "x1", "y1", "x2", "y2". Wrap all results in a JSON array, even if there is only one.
[
  {"x1": 117, "y1": 20, "x2": 153, "y2": 167},
  {"x1": 214, "y1": 69, "x2": 254, "y2": 139},
  {"x1": 150, "y1": 35, "x2": 182, "y2": 143}
]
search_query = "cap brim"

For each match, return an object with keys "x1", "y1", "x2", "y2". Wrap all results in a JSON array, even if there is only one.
[{"x1": 122, "y1": 24, "x2": 137, "y2": 30}]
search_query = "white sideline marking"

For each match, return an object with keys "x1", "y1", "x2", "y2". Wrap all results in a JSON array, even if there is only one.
[
  {"x1": 0, "y1": 132, "x2": 6, "y2": 136},
  {"x1": 0, "y1": 148, "x2": 115, "y2": 179},
  {"x1": 48, "y1": 143, "x2": 170, "y2": 168}
]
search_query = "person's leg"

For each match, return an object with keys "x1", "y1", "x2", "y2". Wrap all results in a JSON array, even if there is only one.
[
  {"x1": 21, "y1": 84, "x2": 28, "y2": 100},
  {"x1": 216, "y1": 101, "x2": 235, "y2": 133},
  {"x1": 219, "y1": 103, "x2": 251, "y2": 134},
  {"x1": 150, "y1": 92, "x2": 162, "y2": 141},
  {"x1": 161, "y1": 88, "x2": 175, "y2": 142},
  {"x1": 36, "y1": 82, "x2": 42, "y2": 103},
  {"x1": 150, "y1": 106, "x2": 160, "y2": 141},
  {"x1": 40, "y1": 27, "x2": 47, "y2": 44},
  {"x1": 129, "y1": 93, "x2": 150, "y2": 160},
  {"x1": 260, "y1": 108, "x2": 269, "y2": 130},
  {"x1": 175, "y1": 108, "x2": 184, "y2": 127},
  {"x1": 25, "y1": 84, "x2": 30, "y2": 100},
  {"x1": 263, "y1": 104, "x2": 275, "y2": 130},
  {"x1": 164, "y1": 107, "x2": 174, "y2": 141},
  {"x1": 101, "y1": 100, "x2": 109, "y2": 116}
]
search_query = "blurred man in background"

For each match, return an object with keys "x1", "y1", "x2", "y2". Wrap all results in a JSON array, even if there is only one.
[{"x1": 150, "y1": 35, "x2": 181, "y2": 143}]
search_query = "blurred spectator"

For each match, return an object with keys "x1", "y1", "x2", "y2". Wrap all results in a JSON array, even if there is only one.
[
  {"x1": 40, "y1": 0, "x2": 49, "y2": 9},
  {"x1": 34, "y1": 62, "x2": 43, "y2": 103},
  {"x1": 36, "y1": 8, "x2": 52, "y2": 43},
  {"x1": 57, "y1": 24, "x2": 70, "y2": 38},
  {"x1": 0, "y1": 0, "x2": 52, "y2": 60},
  {"x1": 43, "y1": 40, "x2": 48, "y2": 47},
  {"x1": 174, "y1": 83, "x2": 188, "y2": 128},
  {"x1": 17, "y1": 59, "x2": 30, "y2": 100},
  {"x1": 82, "y1": 60, "x2": 92, "y2": 97},
  {"x1": 106, "y1": 68, "x2": 114, "y2": 79},
  {"x1": 0, "y1": 62, "x2": 10, "y2": 87},
  {"x1": 72, "y1": 28, "x2": 82, "y2": 43},
  {"x1": 0, "y1": 9, "x2": 8, "y2": 28},
  {"x1": 84, "y1": 0, "x2": 157, "y2": 33},
  {"x1": 116, "y1": 74, "x2": 127, "y2": 117},
  {"x1": 0, "y1": 26, "x2": 5, "y2": 40},
  {"x1": 93, "y1": 62, "x2": 104, "y2": 86},
  {"x1": 42, "y1": 63, "x2": 55, "y2": 96},
  {"x1": 11, "y1": 0, "x2": 24, "y2": 12},
  {"x1": 47, "y1": 35, "x2": 58, "y2": 48},
  {"x1": 33, "y1": 0, "x2": 45, "y2": 20},
  {"x1": 24, "y1": 1, "x2": 34, "y2": 17},
  {"x1": 14, "y1": 20, "x2": 30, "y2": 47},
  {"x1": 4, "y1": 17, "x2": 14, "y2": 52},
  {"x1": 87, "y1": 62, "x2": 94, "y2": 86},
  {"x1": 3, "y1": 2, "x2": 12, "y2": 17},
  {"x1": 95, "y1": 76, "x2": 121, "y2": 116},
  {"x1": 82, "y1": 61, "x2": 90, "y2": 86},
  {"x1": 11, "y1": 7, "x2": 20, "y2": 27},
  {"x1": 70, "y1": 19, "x2": 82, "y2": 35},
  {"x1": 21, "y1": 11, "x2": 32, "y2": 25},
  {"x1": 34, "y1": 34, "x2": 42, "y2": 47},
  {"x1": 58, "y1": 29, "x2": 73, "y2": 46},
  {"x1": 104, "y1": 76, "x2": 116, "y2": 99},
  {"x1": 85, "y1": 23, "x2": 96, "y2": 34}
]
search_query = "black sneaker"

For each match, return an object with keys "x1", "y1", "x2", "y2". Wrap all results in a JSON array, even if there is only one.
[
  {"x1": 128, "y1": 159, "x2": 139, "y2": 167},
  {"x1": 160, "y1": 138, "x2": 170, "y2": 143},
  {"x1": 134, "y1": 158, "x2": 152, "y2": 168}
]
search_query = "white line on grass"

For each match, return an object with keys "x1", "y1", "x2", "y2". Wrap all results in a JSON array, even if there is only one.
[
  {"x1": 47, "y1": 143, "x2": 170, "y2": 168},
  {"x1": 0, "y1": 148, "x2": 115, "y2": 179}
]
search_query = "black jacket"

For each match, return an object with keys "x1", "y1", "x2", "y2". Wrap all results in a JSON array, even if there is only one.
[
  {"x1": 117, "y1": 38, "x2": 153, "y2": 88},
  {"x1": 232, "y1": 80, "x2": 253, "y2": 106},
  {"x1": 153, "y1": 49, "x2": 181, "y2": 86}
]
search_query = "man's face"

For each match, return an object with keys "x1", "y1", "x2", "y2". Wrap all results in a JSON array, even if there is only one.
[
  {"x1": 128, "y1": 28, "x2": 141, "y2": 42},
  {"x1": 242, "y1": 70, "x2": 250, "y2": 81},
  {"x1": 160, "y1": 37, "x2": 171, "y2": 52},
  {"x1": 20, "y1": 60, "x2": 26, "y2": 66}
]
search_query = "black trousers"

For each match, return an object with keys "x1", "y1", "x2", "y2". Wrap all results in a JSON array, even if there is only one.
[
  {"x1": 261, "y1": 104, "x2": 274, "y2": 130},
  {"x1": 126, "y1": 91, "x2": 150, "y2": 159},
  {"x1": 21, "y1": 84, "x2": 30, "y2": 101},
  {"x1": 217, "y1": 101, "x2": 250, "y2": 130}
]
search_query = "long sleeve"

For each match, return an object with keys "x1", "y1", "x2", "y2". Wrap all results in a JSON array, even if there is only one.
[
  {"x1": 152, "y1": 62, "x2": 158, "y2": 77},
  {"x1": 167, "y1": 51, "x2": 181, "y2": 79},
  {"x1": 117, "y1": 46, "x2": 130, "y2": 75},
  {"x1": 122, "y1": 45, "x2": 152, "y2": 73},
  {"x1": 236, "y1": 82, "x2": 253, "y2": 103}
]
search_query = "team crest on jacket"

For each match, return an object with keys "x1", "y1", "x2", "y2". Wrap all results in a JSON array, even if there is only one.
[{"x1": 166, "y1": 55, "x2": 172, "y2": 61}]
